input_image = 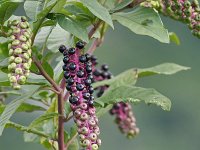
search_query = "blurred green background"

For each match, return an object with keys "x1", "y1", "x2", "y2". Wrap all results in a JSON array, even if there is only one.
[{"x1": 1, "y1": 5, "x2": 200, "y2": 150}]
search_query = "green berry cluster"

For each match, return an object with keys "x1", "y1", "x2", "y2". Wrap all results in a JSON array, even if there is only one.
[
  {"x1": 7, "y1": 17, "x2": 32, "y2": 89},
  {"x1": 141, "y1": 0, "x2": 200, "y2": 38}
]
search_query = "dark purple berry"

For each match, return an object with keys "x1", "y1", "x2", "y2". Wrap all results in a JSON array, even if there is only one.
[
  {"x1": 64, "y1": 71, "x2": 70, "y2": 79},
  {"x1": 101, "y1": 64, "x2": 109, "y2": 71},
  {"x1": 62, "y1": 64, "x2": 68, "y2": 71},
  {"x1": 69, "y1": 62, "x2": 76, "y2": 70},
  {"x1": 66, "y1": 78, "x2": 74, "y2": 85},
  {"x1": 93, "y1": 69, "x2": 102, "y2": 77},
  {"x1": 91, "y1": 55, "x2": 97, "y2": 61},
  {"x1": 79, "y1": 55, "x2": 87, "y2": 63},
  {"x1": 88, "y1": 86, "x2": 94, "y2": 94},
  {"x1": 84, "y1": 78, "x2": 92, "y2": 86},
  {"x1": 88, "y1": 100, "x2": 94, "y2": 106},
  {"x1": 76, "y1": 41, "x2": 85, "y2": 49},
  {"x1": 86, "y1": 65, "x2": 92, "y2": 73},
  {"x1": 69, "y1": 96, "x2": 79, "y2": 104},
  {"x1": 90, "y1": 95, "x2": 95, "y2": 101},
  {"x1": 68, "y1": 48, "x2": 76, "y2": 55},
  {"x1": 76, "y1": 83, "x2": 84, "y2": 91},
  {"x1": 63, "y1": 51, "x2": 68, "y2": 56},
  {"x1": 63, "y1": 56, "x2": 69, "y2": 63},
  {"x1": 102, "y1": 71, "x2": 109, "y2": 78},
  {"x1": 83, "y1": 92, "x2": 90, "y2": 99},
  {"x1": 59, "y1": 45, "x2": 66, "y2": 53},
  {"x1": 66, "y1": 84, "x2": 72, "y2": 91},
  {"x1": 77, "y1": 70, "x2": 84, "y2": 78},
  {"x1": 85, "y1": 53, "x2": 91, "y2": 61}
]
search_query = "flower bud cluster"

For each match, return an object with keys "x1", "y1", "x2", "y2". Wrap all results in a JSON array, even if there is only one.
[
  {"x1": 142, "y1": 0, "x2": 200, "y2": 38},
  {"x1": 7, "y1": 17, "x2": 32, "y2": 89},
  {"x1": 110, "y1": 102, "x2": 140, "y2": 138},
  {"x1": 59, "y1": 41, "x2": 101, "y2": 150},
  {"x1": 92, "y1": 57, "x2": 139, "y2": 138}
]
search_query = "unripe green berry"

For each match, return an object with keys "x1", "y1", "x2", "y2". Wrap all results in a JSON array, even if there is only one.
[
  {"x1": 12, "y1": 40, "x2": 20, "y2": 46},
  {"x1": 18, "y1": 76, "x2": 26, "y2": 84},
  {"x1": 184, "y1": 1, "x2": 191, "y2": 8},
  {"x1": 24, "y1": 32, "x2": 30, "y2": 38},
  {"x1": 10, "y1": 35, "x2": 16, "y2": 41},
  {"x1": 7, "y1": 29, "x2": 13, "y2": 36},
  {"x1": 8, "y1": 63, "x2": 17, "y2": 71},
  {"x1": 79, "y1": 134, "x2": 85, "y2": 140},
  {"x1": 12, "y1": 28, "x2": 21, "y2": 34},
  {"x1": 80, "y1": 127, "x2": 89, "y2": 135},
  {"x1": 15, "y1": 68, "x2": 23, "y2": 75},
  {"x1": 14, "y1": 48, "x2": 22, "y2": 54},
  {"x1": 19, "y1": 35, "x2": 27, "y2": 42},
  {"x1": 23, "y1": 63, "x2": 30, "y2": 70},
  {"x1": 8, "y1": 43, "x2": 12, "y2": 49},
  {"x1": 13, "y1": 85, "x2": 21, "y2": 90},
  {"x1": 25, "y1": 71, "x2": 30, "y2": 77},
  {"x1": 195, "y1": 14, "x2": 200, "y2": 21},
  {"x1": 81, "y1": 139, "x2": 90, "y2": 147},
  {"x1": 28, "y1": 59, "x2": 32, "y2": 66},
  {"x1": 9, "y1": 56, "x2": 15, "y2": 63},
  {"x1": 12, "y1": 20, "x2": 20, "y2": 26},
  {"x1": 22, "y1": 43, "x2": 29, "y2": 50},
  {"x1": 80, "y1": 112, "x2": 88, "y2": 120},
  {"x1": 15, "y1": 57, "x2": 23, "y2": 64},
  {"x1": 23, "y1": 53, "x2": 30, "y2": 60},
  {"x1": 27, "y1": 49, "x2": 32, "y2": 56},
  {"x1": 20, "y1": 22, "x2": 27, "y2": 29},
  {"x1": 21, "y1": 16, "x2": 27, "y2": 22},
  {"x1": 92, "y1": 144, "x2": 99, "y2": 150},
  {"x1": 9, "y1": 76, "x2": 17, "y2": 83},
  {"x1": 9, "y1": 49, "x2": 14, "y2": 55}
]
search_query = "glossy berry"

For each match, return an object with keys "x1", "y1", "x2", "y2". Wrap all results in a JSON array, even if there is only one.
[
  {"x1": 66, "y1": 78, "x2": 74, "y2": 85},
  {"x1": 64, "y1": 71, "x2": 70, "y2": 79},
  {"x1": 69, "y1": 62, "x2": 76, "y2": 70},
  {"x1": 66, "y1": 84, "x2": 72, "y2": 91},
  {"x1": 63, "y1": 56, "x2": 69, "y2": 63},
  {"x1": 101, "y1": 64, "x2": 109, "y2": 71},
  {"x1": 79, "y1": 55, "x2": 87, "y2": 63},
  {"x1": 85, "y1": 53, "x2": 91, "y2": 61},
  {"x1": 69, "y1": 96, "x2": 79, "y2": 104},
  {"x1": 68, "y1": 48, "x2": 76, "y2": 55},
  {"x1": 76, "y1": 83, "x2": 84, "y2": 91},
  {"x1": 77, "y1": 70, "x2": 84, "y2": 78},
  {"x1": 88, "y1": 86, "x2": 94, "y2": 94},
  {"x1": 76, "y1": 41, "x2": 85, "y2": 49},
  {"x1": 59, "y1": 45, "x2": 66, "y2": 53},
  {"x1": 83, "y1": 92, "x2": 90, "y2": 99},
  {"x1": 84, "y1": 78, "x2": 92, "y2": 86},
  {"x1": 62, "y1": 64, "x2": 68, "y2": 71},
  {"x1": 86, "y1": 65, "x2": 92, "y2": 73}
]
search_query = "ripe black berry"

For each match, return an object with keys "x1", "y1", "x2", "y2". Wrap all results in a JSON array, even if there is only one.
[
  {"x1": 88, "y1": 100, "x2": 94, "y2": 106},
  {"x1": 63, "y1": 50, "x2": 68, "y2": 56},
  {"x1": 85, "y1": 53, "x2": 91, "y2": 61},
  {"x1": 68, "y1": 48, "x2": 76, "y2": 55},
  {"x1": 59, "y1": 45, "x2": 66, "y2": 53},
  {"x1": 83, "y1": 92, "x2": 90, "y2": 99},
  {"x1": 69, "y1": 96, "x2": 79, "y2": 104},
  {"x1": 66, "y1": 78, "x2": 74, "y2": 85},
  {"x1": 77, "y1": 70, "x2": 84, "y2": 78},
  {"x1": 69, "y1": 62, "x2": 76, "y2": 70},
  {"x1": 84, "y1": 78, "x2": 92, "y2": 86},
  {"x1": 76, "y1": 83, "x2": 84, "y2": 91},
  {"x1": 64, "y1": 71, "x2": 70, "y2": 79},
  {"x1": 91, "y1": 55, "x2": 97, "y2": 61},
  {"x1": 62, "y1": 64, "x2": 68, "y2": 71},
  {"x1": 86, "y1": 65, "x2": 92, "y2": 73},
  {"x1": 76, "y1": 41, "x2": 85, "y2": 49},
  {"x1": 66, "y1": 84, "x2": 72, "y2": 91},
  {"x1": 101, "y1": 64, "x2": 109, "y2": 71},
  {"x1": 88, "y1": 86, "x2": 94, "y2": 94},
  {"x1": 63, "y1": 56, "x2": 69, "y2": 63},
  {"x1": 79, "y1": 55, "x2": 87, "y2": 63},
  {"x1": 93, "y1": 69, "x2": 102, "y2": 77}
]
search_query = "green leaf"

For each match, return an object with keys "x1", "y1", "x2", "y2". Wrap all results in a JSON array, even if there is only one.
[
  {"x1": 0, "y1": 103, "x2": 45, "y2": 114},
  {"x1": 138, "y1": 63, "x2": 190, "y2": 77},
  {"x1": 96, "y1": 85, "x2": 171, "y2": 111},
  {"x1": 24, "y1": 0, "x2": 45, "y2": 21},
  {"x1": 112, "y1": 7, "x2": 169, "y2": 43},
  {"x1": 169, "y1": 32, "x2": 180, "y2": 45},
  {"x1": 0, "y1": 85, "x2": 39, "y2": 136},
  {"x1": 68, "y1": 139, "x2": 79, "y2": 150},
  {"x1": 0, "y1": 70, "x2": 9, "y2": 86},
  {"x1": 0, "y1": 1, "x2": 22, "y2": 25},
  {"x1": 27, "y1": 73, "x2": 48, "y2": 85},
  {"x1": 80, "y1": 0, "x2": 114, "y2": 29},
  {"x1": 93, "y1": 69, "x2": 138, "y2": 88},
  {"x1": 57, "y1": 15, "x2": 89, "y2": 42},
  {"x1": 111, "y1": 0, "x2": 133, "y2": 12},
  {"x1": 96, "y1": 104, "x2": 113, "y2": 117},
  {"x1": 29, "y1": 112, "x2": 58, "y2": 128}
]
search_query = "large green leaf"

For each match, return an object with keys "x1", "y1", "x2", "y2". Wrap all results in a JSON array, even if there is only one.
[
  {"x1": 24, "y1": 0, "x2": 45, "y2": 21},
  {"x1": 111, "y1": 0, "x2": 133, "y2": 12},
  {"x1": 0, "y1": 85, "x2": 39, "y2": 136},
  {"x1": 80, "y1": 0, "x2": 114, "y2": 29},
  {"x1": 57, "y1": 15, "x2": 89, "y2": 42},
  {"x1": 112, "y1": 7, "x2": 169, "y2": 43},
  {"x1": 138, "y1": 63, "x2": 190, "y2": 77},
  {"x1": 0, "y1": 0, "x2": 22, "y2": 25},
  {"x1": 93, "y1": 69, "x2": 138, "y2": 88},
  {"x1": 96, "y1": 85, "x2": 171, "y2": 111}
]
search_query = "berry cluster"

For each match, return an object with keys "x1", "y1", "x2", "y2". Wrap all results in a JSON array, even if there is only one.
[
  {"x1": 142, "y1": 0, "x2": 200, "y2": 38},
  {"x1": 110, "y1": 102, "x2": 140, "y2": 138},
  {"x1": 7, "y1": 17, "x2": 32, "y2": 89},
  {"x1": 92, "y1": 57, "x2": 139, "y2": 138},
  {"x1": 59, "y1": 42, "x2": 101, "y2": 150}
]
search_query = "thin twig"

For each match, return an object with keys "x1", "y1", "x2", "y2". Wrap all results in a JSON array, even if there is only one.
[{"x1": 65, "y1": 133, "x2": 78, "y2": 150}]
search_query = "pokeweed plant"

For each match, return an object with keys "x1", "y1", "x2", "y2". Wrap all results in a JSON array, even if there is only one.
[{"x1": 0, "y1": 0, "x2": 197, "y2": 150}]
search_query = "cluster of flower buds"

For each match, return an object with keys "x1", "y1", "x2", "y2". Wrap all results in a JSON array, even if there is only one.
[
  {"x1": 59, "y1": 41, "x2": 101, "y2": 150},
  {"x1": 110, "y1": 102, "x2": 140, "y2": 138},
  {"x1": 7, "y1": 17, "x2": 32, "y2": 89},
  {"x1": 92, "y1": 57, "x2": 139, "y2": 138},
  {"x1": 141, "y1": 0, "x2": 200, "y2": 38}
]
